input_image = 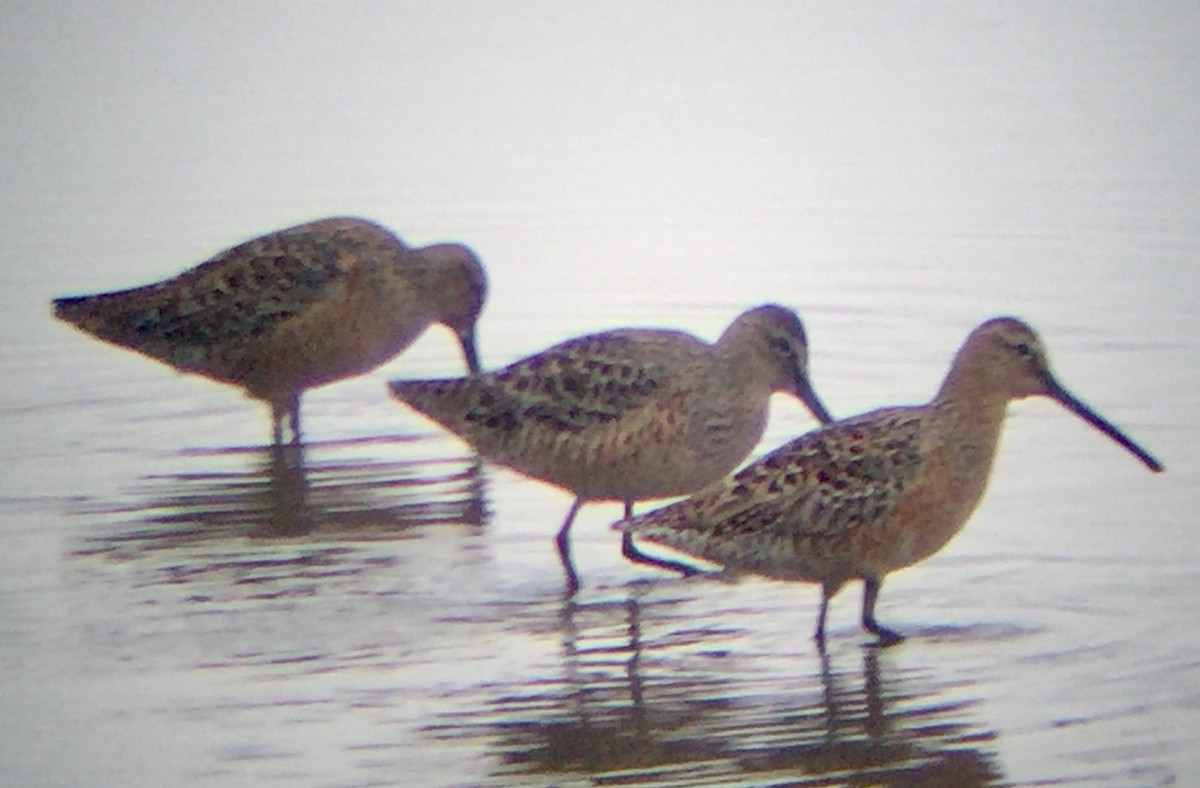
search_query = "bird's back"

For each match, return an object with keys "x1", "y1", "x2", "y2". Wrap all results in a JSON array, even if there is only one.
[
  {"x1": 621, "y1": 406, "x2": 930, "y2": 583},
  {"x1": 391, "y1": 328, "x2": 754, "y2": 500},
  {"x1": 53, "y1": 218, "x2": 420, "y2": 395}
]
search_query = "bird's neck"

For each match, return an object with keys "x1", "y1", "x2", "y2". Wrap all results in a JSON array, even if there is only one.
[{"x1": 927, "y1": 357, "x2": 1013, "y2": 491}]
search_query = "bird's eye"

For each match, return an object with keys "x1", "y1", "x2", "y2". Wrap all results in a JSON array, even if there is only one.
[
  {"x1": 1012, "y1": 341, "x2": 1033, "y2": 356},
  {"x1": 768, "y1": 336, "x2": 791, "y2": 354}
]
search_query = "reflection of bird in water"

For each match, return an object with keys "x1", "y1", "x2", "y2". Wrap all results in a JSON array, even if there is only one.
[
  {"x1": 70, "y1": 436, "x2": 489, "y2": 578},
  {"x1": 620, "y1": 317, "x2": 1163, "y2": 646},
  {"x1": 738, "y1": 647, "x2": 1002, "y2": 784},
  {"x1": 53, "y1": 217, "x2": 487, "y2": 444},
  {"x1": 238, "y1": 441, "x2": 489, "y2": 539},
  {"x1": 389, "y1": 305, "x2": 834, "y2": 595},
  {"x1": 422, "y1": 591, "x2": 1003, "y2": 784}
]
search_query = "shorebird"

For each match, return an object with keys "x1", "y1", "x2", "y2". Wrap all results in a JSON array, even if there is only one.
[
  {"x1": 389, "y1": 304, "x2": 834, "y2": 593},
  {"x1": 53, "y1": 217, "x2": 487, "y2": 444},
  {"x1": 618, "y1": 317, "x2": 1163, "y2": 646}
]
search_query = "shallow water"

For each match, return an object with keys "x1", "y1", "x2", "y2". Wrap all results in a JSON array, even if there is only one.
[{"x1": 3, "y1": 3, "x2": 1199, "y2": 786}]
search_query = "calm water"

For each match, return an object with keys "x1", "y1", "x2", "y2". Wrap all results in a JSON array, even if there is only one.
[{"x1": 3, "y1": 3, "x2": 1198, "y2": 786}]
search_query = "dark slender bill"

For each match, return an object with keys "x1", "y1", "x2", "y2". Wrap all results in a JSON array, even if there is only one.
[
  {"x1": 795, "y1": 374, "x2": 835, "y2": 425},
  {"x1": 1047, "y1": 378, "x2": 1163, "y2": 472},
  {"x1": 460, "y1": 330, "x2": 481, "y2": 375}
]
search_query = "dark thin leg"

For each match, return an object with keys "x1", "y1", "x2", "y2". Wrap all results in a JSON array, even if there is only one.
[
  {"x1": 270, "y1": 402, "x2": 285, "y2": 446},
  {"x1": 289, "y1": 410, "x2": 301, "y2": 445},
  {"x1": 286, "y1": 393, "x2": 302, "y2": 446},
  {"x1": 621, "y1": 534, "x2": 701, "y2": 577},
  {"x1": 618, "y1": 500, "x2": 701, "y2": 578},
  {"x1": 813, "y1": 583, "x2": 832, "y2": 650},
  {"x1": 861, "y1": 575, "x2": 905, "y2": 646},
  {"x1": 269, "y1": 395, "x2": 302, "y2": 446},
  {"x1": 556, "y1": 499, "x2": 584, "y2": 596}
]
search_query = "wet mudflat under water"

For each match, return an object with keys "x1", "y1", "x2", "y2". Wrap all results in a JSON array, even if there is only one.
[{"x1": 3, "y1": 3, "x2": 1200, "y2": 786}]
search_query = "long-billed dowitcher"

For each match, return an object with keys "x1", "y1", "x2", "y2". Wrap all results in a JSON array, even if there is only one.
[
  {"x1": 389, "y1": 304, "x2": 835, "y2": 593},
  {"x1": 618, "y1": 317, "x2": 1163, "y2": 646},
  {"x1": 53, "y1": 217, "x2": 487, "y2": 444}
]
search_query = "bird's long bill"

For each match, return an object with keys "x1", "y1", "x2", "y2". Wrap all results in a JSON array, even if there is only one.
[
  {"x1": 1044, "y1": 374, "x2": 1163, "y2": 472},
  {"x1": 458, "y1": 329, "x2": 482, "y2": 375},
  {"x1": 794, "y1": 373, "x2": 835, "y2": 425}
]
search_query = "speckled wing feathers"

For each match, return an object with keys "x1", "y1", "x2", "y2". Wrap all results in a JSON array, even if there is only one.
[
  {"x1": 52, "y1": 219, "x2": 391, "y2": 366},
  {"x1": 52, "y1": 218, "x2": 408, "y2": 379},
  {"x1": 394, "y1": 332, "x2": 684, "y2": 436},
  {"x1": 487, "y1": 334, "x2": 671, "y2": 431},
  {"x1": 623, "y1": 407, "x2": 926, "y2": 578}
]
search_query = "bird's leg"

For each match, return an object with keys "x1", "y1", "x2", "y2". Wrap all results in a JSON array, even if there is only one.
[
  {"x1": 286, "y1": 393, "x2": 302, "y2": 446},
  {"x1": 813, "y1": 583, "x2": 832, "y2": 650},
  {"x1": 556, "y1": 499, "x2": 584, "y2": 596},
  {"x1": 270, "y1": 401, "x2": 286, "y2": 446},
  {"x1": 268, "y1": 394, "x2": 302, "y2": 446},
  {"x1": 620, "y1": 501, "x2": 702, "y2": 578},
  {"x1": 861, "y1": 575, "x2": 905, "y2": 646},
  {"x1": 621, "y1": 534, "x2": 702, "y2": 577}
]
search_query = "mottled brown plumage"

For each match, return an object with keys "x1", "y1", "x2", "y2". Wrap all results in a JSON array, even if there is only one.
[
  {"x1": 619, "y1": 317, "x2": 1163, "y2": 646},
  {"x1": 53, "y1": 217, "x2": 487, "y2": 443},
  {"x1": 389, "y1": 304, "x2": 835, "y2": 593}
]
